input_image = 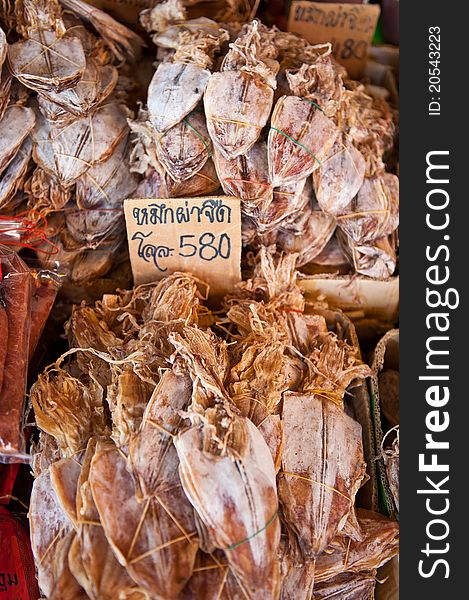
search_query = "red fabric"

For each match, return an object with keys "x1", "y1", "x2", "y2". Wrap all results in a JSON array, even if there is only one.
[
  {"x1": 0, "y1": 466, "x2": 20, "y2": 505},
  {"x1": 0, "y1": 506, "x2": 39, "y2": 600}
]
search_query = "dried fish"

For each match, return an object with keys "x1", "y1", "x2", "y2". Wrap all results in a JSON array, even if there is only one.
[{"x1": 205, "y1": 20, "x2": 279, "y2": 159}]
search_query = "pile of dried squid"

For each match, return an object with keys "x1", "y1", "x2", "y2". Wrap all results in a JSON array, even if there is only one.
[
  {"x1": 1, "y1": 0, "x2": 398, "y2": 283},
  {"x1": 130, "y1": 0, "x2": 399, "y2": 279},
  {"x1": 29, "y1": 249, "x2": 399, "y2": 599},
  {"x1": 1, "y1": 0, "x2": 144, "y2": 283}
]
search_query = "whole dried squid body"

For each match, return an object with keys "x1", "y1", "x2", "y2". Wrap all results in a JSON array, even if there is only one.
[
  {"x1": 91, "y1": 440, "x2": 198, "y2": 599},
  {"x1": 205, "y1": 20, "x2": 280, "y2": 159},
  {"x1": 268, "y1": 46, "x2": 341, "y2": 187},
  {"x1": 279, "y1": 393, "x2": 366, "y2": 558},
  {"x1": 156, "y1": 107, "x2": 212, "y2": 182},
  {"x1": 175, "y1": 416, "x2": 281, "y2": 599},
  {"x1": 220, "y1": 250, "x2": 378, "y2": 596},
  {"x1": 130, "y1": 5, "x2": 227, "y2": 184},
  {"x1": 146, "y1": 16, "x2": 228, "y2": 134},
  {"x1": 167, "y1": 326, "x2": 282, "y2": 598}
]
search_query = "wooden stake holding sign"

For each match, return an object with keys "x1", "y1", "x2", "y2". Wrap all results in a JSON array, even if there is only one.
[
  {"x1": 287, "y1": 1, "x2": 381, "y2": 79},
  {"x1": 124, "y1": 196, "x2": 242, "y2": 298}
]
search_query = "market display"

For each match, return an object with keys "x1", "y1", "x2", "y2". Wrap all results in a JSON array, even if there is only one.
[
  {"x1": 0, "y1": 0, "x2": 399, "y2": 598},
  {"x1": 27, "y1": 251, "x2": 398, "y2": 598},
  {"x1": 130, "y1": 2, "x2": 399, "y2": 279}
]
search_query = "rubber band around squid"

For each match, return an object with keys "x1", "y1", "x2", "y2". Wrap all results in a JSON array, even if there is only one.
[
  {"x1": 270, "y1": 127, "x2": 321, "y2": 165},
  {"x1": 157, "y1": 119, "x2": 211, "y2": 158},
  {"x1": 302, "y1": 98, "x2": 324, "y2": 112},
  {"x1": 182, "y1": 118, "x2": 212, "y2": 156},
  {"x1": 224, "y1": 512, "x2": 278, "y2": 551}
]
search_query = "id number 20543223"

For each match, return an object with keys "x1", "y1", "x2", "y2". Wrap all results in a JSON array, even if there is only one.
[{"x1": 428, "y1": 26, "x2": 441, "y2": 116}]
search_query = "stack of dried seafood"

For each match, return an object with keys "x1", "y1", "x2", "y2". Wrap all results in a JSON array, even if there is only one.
[
  {"x1": 3, "y1": 0, "x2": 144, "y2": 284},
  {"x1": 130, "y1": 7, "x2": 398, "y2": 278},
  {"x1": 29, "y1": 250, "x2": 398, "y2": 598},
  {"x1": 129, "y1": 0, "x2": 228, "y2": 199},
  {"x1": 0, "y1": 24, "x2": 36, "y2": 213}
]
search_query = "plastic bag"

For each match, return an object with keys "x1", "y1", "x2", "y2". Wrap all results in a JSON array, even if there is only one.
[{"x1": 0, "y1": 249, "x2": 32, "y2": 463}]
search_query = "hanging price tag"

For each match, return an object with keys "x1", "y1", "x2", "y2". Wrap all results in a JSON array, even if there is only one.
[
  {"x1": 124, "y1": 196, "x2": 242, "y2": 298},
  {"x1": 287, "y1": 1, "x2": 381, "y2": 79}
]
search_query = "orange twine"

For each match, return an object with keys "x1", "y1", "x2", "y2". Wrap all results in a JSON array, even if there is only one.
[{"x1": 0, "y1": 210, "x2": 59, "y2": 255}]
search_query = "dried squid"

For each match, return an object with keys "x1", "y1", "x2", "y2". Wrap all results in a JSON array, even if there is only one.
[
  {"x1": 204, "y1": 20, "x2": 279, "y2": 159},
  {"x1": 268, "y1": 46, "x2": 341, "y2": 186}
]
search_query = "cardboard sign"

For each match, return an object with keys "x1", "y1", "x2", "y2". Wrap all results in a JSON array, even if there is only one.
[
  {"x1": 124, "y1": 196, "x2": 241, "y2": 297},
  {"x1": 287, "y1": 1, "x2": 381, "y2": 78}
]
